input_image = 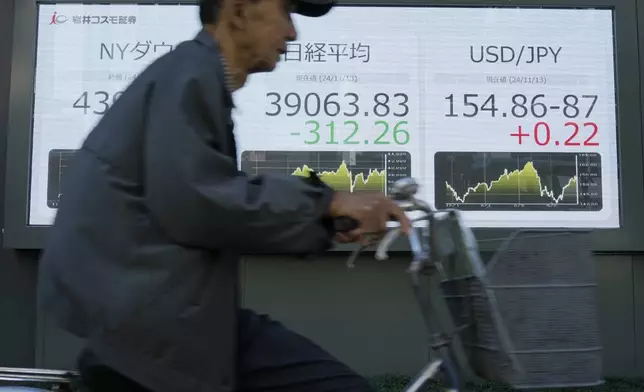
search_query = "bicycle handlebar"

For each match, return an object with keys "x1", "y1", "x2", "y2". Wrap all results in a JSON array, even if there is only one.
[{"x1": 344, "y1": 177, "x2": 435, "y2": 270}]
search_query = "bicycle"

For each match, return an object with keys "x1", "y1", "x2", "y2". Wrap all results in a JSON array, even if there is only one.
[
  {"x1": 0, "y1": 177, "x2": 603, "y2": 392},
  {"x1": 0, "y1": 368, "x2": 78, "y2": 391}
]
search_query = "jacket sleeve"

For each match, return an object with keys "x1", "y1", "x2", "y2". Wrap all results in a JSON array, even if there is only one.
[{"x1": 143, "y1": 71, "x2": 335, "y2": 254}]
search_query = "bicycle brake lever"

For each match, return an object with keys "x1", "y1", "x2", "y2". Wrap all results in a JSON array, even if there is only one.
[{"x1": 375, "y1": 229, "x2": 401, "y2": 261}]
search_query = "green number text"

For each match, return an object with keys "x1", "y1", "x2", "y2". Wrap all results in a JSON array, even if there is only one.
[{"x1": 302, "y1": 120, "x2": 409, "y2": 145}]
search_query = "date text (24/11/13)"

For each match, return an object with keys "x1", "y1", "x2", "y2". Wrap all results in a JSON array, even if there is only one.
[{"x1": 291, "y1": 120, "x2": 409, "y2": 145}]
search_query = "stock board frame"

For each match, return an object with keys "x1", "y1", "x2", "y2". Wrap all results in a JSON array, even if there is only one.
[{"x1": 4, "y1": 0, "x2": 643, "y2": 252}]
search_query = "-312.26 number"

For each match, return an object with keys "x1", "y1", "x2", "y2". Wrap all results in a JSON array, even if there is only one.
[{"x1": 303, "y1": 120, "x2": 409, "y2": 145}]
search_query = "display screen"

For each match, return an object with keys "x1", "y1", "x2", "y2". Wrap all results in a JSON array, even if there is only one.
[{"x1": 30, "y1": 4, "x2": 619, "y2": 228}]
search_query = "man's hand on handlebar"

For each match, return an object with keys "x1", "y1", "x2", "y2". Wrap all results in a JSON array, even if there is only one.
[{"x1": 329, "y1": 191, "x2": 411, "y2": 245}]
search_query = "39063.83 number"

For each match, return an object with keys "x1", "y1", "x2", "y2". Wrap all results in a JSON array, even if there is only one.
[{"x1": 266, "y1": 92, "x2": 409, "y2": 118}]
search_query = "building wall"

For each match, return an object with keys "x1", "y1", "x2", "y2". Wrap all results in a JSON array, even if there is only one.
[
  {"x1": 31, "y1": 255, "x2": 644, "y2": 377},
  {"x1": 0, "y1": 0, "x2": 38, "y2": 370},
  {"x1": 1, "y1": 0, "x2": 644, "y2": 379}
]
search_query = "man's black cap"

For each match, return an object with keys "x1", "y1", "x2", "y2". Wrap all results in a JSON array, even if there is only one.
[
  {"x1": 293, "y1": 0, "x2": 335, "y2": 17},
  {"x1": 200, "y1": 0, "x2": 335, "y2": 22}
]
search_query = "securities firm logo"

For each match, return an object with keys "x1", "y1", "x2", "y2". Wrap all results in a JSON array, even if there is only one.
[
  {"x1": 49, "y1": 12, "x2": 67, "y2": 24},
  {"x1": 49, "y1": 11, "x2": 137, "y2": 25}
]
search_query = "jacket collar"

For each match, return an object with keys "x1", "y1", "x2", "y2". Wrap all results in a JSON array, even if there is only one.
[{"x1": 194, "y1": 28, "x2": 235, "y2": 108}]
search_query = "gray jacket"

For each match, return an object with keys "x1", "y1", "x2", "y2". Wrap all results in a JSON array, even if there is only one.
[{"x1": 38, "y1": 29, "x2": 334, "y2": 392}]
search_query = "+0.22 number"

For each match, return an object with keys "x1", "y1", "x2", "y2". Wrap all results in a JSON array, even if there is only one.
[{"x1": 264, "y1": 92, "x2": 409, "y2": 117}]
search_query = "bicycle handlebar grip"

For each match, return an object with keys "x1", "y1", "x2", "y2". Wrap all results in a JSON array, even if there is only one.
[{"x1": 332, "y1": 216, "x2": 360, "y2": 232}]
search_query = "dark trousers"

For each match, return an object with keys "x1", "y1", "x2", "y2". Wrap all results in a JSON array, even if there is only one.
[{"x1": 78, "y1": 309, "x2": 375, "y2": 392}]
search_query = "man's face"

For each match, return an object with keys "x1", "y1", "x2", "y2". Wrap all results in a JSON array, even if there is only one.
[{"x1": 238, "y1": 0, "x2": 297, "y2": 73}]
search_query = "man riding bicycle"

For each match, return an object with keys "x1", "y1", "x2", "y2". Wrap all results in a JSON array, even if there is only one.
[{"x1": 38, "y1": 0, "x2": 411, "y2": 391}]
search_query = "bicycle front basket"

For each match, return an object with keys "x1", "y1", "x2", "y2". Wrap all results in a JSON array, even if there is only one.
[{"x1": 442, "y1": 228, "x2": 603, "y2": 390}]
